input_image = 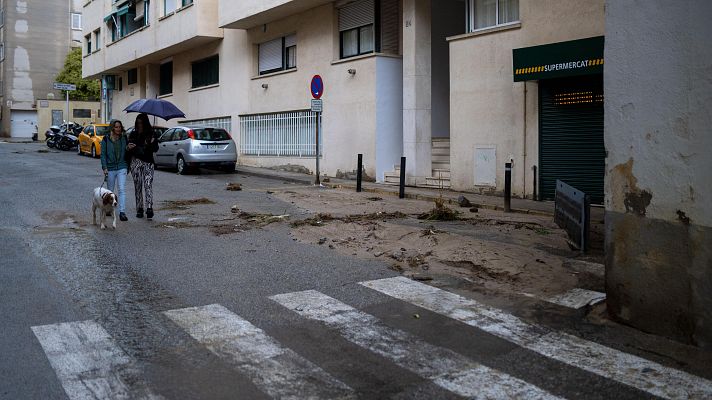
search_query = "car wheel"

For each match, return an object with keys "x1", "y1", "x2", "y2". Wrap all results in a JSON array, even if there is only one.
[
  {"x1": 223, "y1": 163, "x2": 236, "y2": 173},
  {"x1": 177, "y1": 155, "x2": 188, "y2": 175},
  {"x1": 77, "y1": 143, "x2": 83, "y2": 155},
  {"x1": 91, "y1": 144, "x2": 97, "y2": 158}
]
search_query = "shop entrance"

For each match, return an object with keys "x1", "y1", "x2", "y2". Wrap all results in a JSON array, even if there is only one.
[{"x1": 539, "y1": 75, "x2": 604, "y2": 203}]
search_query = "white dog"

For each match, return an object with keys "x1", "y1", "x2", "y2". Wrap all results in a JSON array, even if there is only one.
[{"x1": 92, "y1": 187, "x2": 118, "y2": 229}]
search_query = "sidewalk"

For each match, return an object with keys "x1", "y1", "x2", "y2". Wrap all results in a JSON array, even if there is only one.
[{"x1": 236, "y1": 165, "x2": 569, "y2": 217}]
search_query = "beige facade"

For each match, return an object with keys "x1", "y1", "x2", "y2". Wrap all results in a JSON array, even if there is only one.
[
  {"x1": 35, "y1": 99, "x2": 101, "y2": 135},
  {"x1": 83, "y1": 0, "x2": 604, "y2": 191},
  {"x1": 448, "y1": 0, "x2": 604, "y2": 197}
]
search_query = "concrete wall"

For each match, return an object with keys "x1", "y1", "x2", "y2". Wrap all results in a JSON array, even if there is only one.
[
  {"x1": 604, "y1": 0, "x2": 712, "y2": 348},
  {"x1": 1, "y1": 0, "x2": 75, "y2": 136},
  {"x1": 448, "y1": 0, "x2": 604, "y2": 196},
  {"x1": 36, "y1": 99, "x2": 101, "y2": 135}
]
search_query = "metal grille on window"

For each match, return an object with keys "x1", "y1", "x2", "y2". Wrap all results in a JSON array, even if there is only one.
[
  {"x1": 259, "y1": 38, "x2": 283, "y2": 74},
  {"x1": 180, "y1": 117, "x2": 232, "y2": 133},
  {"x1": 240, "y1": 111, "x2": 322, "y2": 157}
]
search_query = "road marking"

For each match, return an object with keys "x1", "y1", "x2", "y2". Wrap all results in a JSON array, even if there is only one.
[
  {"x1": 546, "y1": 288, "x2": 606, "y2": 309},
  {"x1": 164, "y1": 304, "x2": 355, "y2": 400},
  {"x1": 31, "y1": 320, "x2": 161, "y2": 400},
  {"x1": 270, "y1": 290, "x2": 562, "y2": 400},
  {"x1": 361, "y1": 276, "x2": 712, "y2": 400}
]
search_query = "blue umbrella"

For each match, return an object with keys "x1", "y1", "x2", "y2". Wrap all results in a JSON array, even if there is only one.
[{"x1": 123, "y1": 98, "x2": 186, "y2": 120}]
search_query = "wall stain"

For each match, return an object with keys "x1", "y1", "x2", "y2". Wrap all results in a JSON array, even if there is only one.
[
  {"x1": 676, "y1": 210, "x2": 691, "y2": 225},
  {"x1": 610, "y1": 158, "x2": 653, "y2": 216}
]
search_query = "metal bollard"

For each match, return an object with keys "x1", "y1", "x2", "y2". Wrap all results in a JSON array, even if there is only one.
[
  {"x1": 399, "y1": 157, "x2": 406, "y2": 199},
  {"x1": 532, "y1": 165, "x2": 538, "y2": 201},
  {"x1": 504, "y1": 162, "x2": 512, "y2": 212},
  {"x1": 356, "y1": 154, "x2": 363, "y2": 192}
]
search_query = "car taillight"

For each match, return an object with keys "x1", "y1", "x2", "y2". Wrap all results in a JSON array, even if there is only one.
[{"x1": 187, "y1": 129, "x2": 195, "y2": 140}]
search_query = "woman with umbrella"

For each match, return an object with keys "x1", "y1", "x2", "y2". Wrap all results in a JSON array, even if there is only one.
[{"x1": 127, "y1": 113, "x2": 159, "y2": 220}]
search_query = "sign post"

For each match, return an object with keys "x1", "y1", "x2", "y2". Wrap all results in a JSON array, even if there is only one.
[
  {"x1": 310, "y1": 75, "x2": 324, "y2": 185},
  {"x1": 53, "y1": 82, "x2": 76, "y2": 124}
]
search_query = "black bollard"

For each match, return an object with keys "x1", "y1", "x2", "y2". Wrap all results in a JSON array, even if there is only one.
[
  {"x1": 504, "y1": 162, "x2": 512, "y2": 212},
  {"x1": 356, "y1": 154, "x2": 363, "y2": 192},
  {"x1": 532, "y1": 165, "x2": 538, "y2": 201},
  {"x1": 399, "y1": 157, "x2": 406, "y2": 199}
]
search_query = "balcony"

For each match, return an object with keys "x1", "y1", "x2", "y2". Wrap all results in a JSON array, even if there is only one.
[
  {"x1": 83, "y1": 0, "x2": 222, "y2": 78},
  {"x1": 219, "y1": 0, "x2": 334, "y2": 29}
]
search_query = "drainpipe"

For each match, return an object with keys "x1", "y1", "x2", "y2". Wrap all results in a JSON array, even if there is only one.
[{"x1": 522, "y1": 81, "x2": 527, "y2": 198}]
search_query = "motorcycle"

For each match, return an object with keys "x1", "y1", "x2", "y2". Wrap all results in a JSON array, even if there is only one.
[
  {"x1": 55, "y1": 123, "x2": 82, "y2": 151},
  {"x1": 45, "y1": 125, "x2": 61, "y2": 148}
]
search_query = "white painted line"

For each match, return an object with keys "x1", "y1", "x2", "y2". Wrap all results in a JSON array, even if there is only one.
[
  {"x1": 31, "y1": 320, "x2": 161, "y2": 400},
  {"x1": 361, "y1": 276, "x2": 712, "y2": 400},
  {"x1": 164, "y1": 304, "x2": 355, "y2": 400},
  {"x1": 546, "y1": 288, "x2": 606, "y2": 309},
  {"x1": 270, "y1": 290, "x2": 562, "y2": 400}
]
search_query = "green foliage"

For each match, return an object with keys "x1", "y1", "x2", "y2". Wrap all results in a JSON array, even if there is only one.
[{"x1": 55, "y1": 48, "x2": 100, "y2": 101}]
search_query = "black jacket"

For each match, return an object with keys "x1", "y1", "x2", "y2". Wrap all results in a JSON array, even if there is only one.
[{"x1": 128, "y1": 130, "x2": 159, "y2": 164}]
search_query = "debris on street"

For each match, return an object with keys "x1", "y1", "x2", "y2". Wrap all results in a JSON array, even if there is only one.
[{"x1": 226, "y1": 182, "x2": 242, "y2": 191}]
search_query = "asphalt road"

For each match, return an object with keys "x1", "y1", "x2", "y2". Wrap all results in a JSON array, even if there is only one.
[{"x1": 1, "y1": 142, "x2": 710, "y2": 400}]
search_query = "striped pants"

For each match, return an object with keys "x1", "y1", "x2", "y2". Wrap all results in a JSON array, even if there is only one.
[{"x1": 130, "y1": 158, "x2": 155, "y2": 210}]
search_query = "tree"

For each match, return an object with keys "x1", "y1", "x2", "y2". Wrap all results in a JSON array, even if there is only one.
[{"x1": 55, "y1": 47, "x2": 100, "y2": 101}]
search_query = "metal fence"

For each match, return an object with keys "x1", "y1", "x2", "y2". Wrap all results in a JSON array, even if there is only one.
[
  {"x1": 239, "y1": 110, "x2": 322, "y2": 157},
  {"x1": 179, "y1": 116, "x2": 232, "y2": 133}
]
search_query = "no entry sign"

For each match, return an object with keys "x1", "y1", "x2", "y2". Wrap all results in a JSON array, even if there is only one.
[{"x1": 310, "y1": 75, "x2": 324, "y2": 99}]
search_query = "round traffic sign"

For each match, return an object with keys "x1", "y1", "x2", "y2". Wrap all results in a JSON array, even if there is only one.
[{"x1": 311, "y1": 75, "x2": 324, "y2": 99}]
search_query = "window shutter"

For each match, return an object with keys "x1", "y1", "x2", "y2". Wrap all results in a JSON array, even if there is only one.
[
  {"x1": 284, "y1": 34, "x2": 296, "y2": 48},
  {"x1": 259, "y1": 38, "x2": 283, "y2": 73},
  {"x1": 380, "y1": 0, "x2": 399, "y2": 54},
  {"x1": 135, "y1": 0, "x2": 145, "y2": 20},
  {"x1": 339, "y1": 0, "x2": 374, "y2": 31}
]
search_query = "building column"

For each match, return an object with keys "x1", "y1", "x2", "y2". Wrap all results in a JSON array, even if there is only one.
[{"x1": 402, "y1": 0, "x2": 432, "y2": 182}]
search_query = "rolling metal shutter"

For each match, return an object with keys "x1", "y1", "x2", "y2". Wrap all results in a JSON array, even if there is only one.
[
  {"x1": 339, "y1": 0, "x2": 375, "y2": 31},
  {"x1": 539, "y1": 75, "x2": 604, "y2": 204},
  {"x1": 259, "y1": 38, "x2": 283, "y2": 74},
  {"x1": 380, "y1": 0, "x2": 399, "y2": 54}
]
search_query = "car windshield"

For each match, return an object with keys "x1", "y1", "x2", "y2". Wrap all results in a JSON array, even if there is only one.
[
  {"x1": 95, "y1": 126, "x2": 111, "y2": 136},
  {"x1": 193, "y1": 128, "x2": 230, "y2": 141}
]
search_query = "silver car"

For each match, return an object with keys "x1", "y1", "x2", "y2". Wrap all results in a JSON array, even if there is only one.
[{"x1": 155, "y1": 125, "x2": 237, "y2": 174}]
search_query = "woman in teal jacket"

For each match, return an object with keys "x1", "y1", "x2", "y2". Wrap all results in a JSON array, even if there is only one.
[{"x1": 100, "y1": 120, "x2": 130, "y2": 221}]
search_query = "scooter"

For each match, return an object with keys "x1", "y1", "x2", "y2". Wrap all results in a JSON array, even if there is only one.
[{"x1": 45, "y1": 125, "x2": 60, "y2": 148}]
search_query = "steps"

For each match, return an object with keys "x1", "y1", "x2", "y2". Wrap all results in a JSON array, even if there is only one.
[{"x1": 383, "y1": 138, "x2": 451, "y2": 188}]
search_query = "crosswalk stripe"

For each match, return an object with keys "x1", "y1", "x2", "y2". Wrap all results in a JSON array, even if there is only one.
[
  {"x1": 270, "y1": 290, "x2": 564, "y2": 400},
  {"x1": 163, "y1": 304, "x2": 355, "y2": 400},
  {"x1": 31, "y1": 320, "x2": 162, "y2": 400},
  {"x1": 361, "y1": 276, "x2": 712, "y2": 400}
]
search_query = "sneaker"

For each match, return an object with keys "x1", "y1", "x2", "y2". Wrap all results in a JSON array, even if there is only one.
[
  {"x1": 146, "y1": 208, "x2": 154, "y2": 220},
  {"x1": 119, "y1": 212, "x2": 128, "y2": 222},
  {"x1": 136, "y1": 208, "x2": 144, "y2": 218}
]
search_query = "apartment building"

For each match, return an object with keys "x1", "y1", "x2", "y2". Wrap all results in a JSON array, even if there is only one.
[
  {"x1": 83, "y1": 0, "x2": 604, "y2": 200},
  {"x1": 0, "y1": 0, "x2": 85, "y2": 138}
]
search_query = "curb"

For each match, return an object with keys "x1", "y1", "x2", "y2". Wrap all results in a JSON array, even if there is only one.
[{"x1": 236, "y1": 167, "x2": 553, "y2": 217}]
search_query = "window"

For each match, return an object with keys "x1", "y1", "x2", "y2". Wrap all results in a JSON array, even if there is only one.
[
  {"x1": 71, "y1": 13, "x2": 82, "y2": 30},
  {"x1": 164, "y1": 0, "x2": 176, "y2": 15},
  {"x1": 127, "y1": 68, "x2": 138, "y2": 85},
  {"x1": 73, "y1": 109, "x2": 92, "y2": 118},
  {"x1": 85, "y1": 34, "x2": 92, "y2": 55},
  {"x1": 118, "y1": 77, "x2": 123, "y2": 91},
  {"x1": 191, "y1": 55, "x2": 219, "y2": 88},
  {"x1": 159, "y1": 61, "x2": 173, "y2": 95},
  {"x1": 94, "y1": 29, "x2": 101, "y2": 50},
  {"x1": 339, "y1": 0, "x2": 374, "y2": 58},
  {"x1": 258, "y1": 34, "x2": 296, "y2": 75},
  {"x1": 0, "y1": 43, "x2": 4, "y2": 62},
  {"x1": 182, "y1": 0, "x2": 193, "y2": 6},
  {"x1": 467, "y1": 0, "x2": 519, "y2": 31}
]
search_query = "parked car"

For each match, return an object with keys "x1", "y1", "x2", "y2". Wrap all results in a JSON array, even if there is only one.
[
  {"x1": 77, "y1": 123, "x2": 111, "y2": 158},
  {"x1": 154, "y1": 126, "x2": 237, "y2": 174}
]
